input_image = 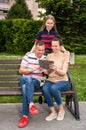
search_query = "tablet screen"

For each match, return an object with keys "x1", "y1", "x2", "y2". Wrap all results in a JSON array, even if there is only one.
[{"x1": 39, "y1": 60, "x2": 54, "y2": 69}]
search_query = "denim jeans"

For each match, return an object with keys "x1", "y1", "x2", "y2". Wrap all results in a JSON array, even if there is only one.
[
  {"x1": 20, "y1": 76, "x2": 40, "y2": 116},
  {"x1": 42, "y1": 80, "x2": 69, "y2": 107}
]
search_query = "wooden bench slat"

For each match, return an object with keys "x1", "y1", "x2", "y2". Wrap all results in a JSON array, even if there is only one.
[
  {"x1": 0, "y1": 82, "x2": 19, "y2": 87},
  {"x1": 61, "y1": 90, "x2": 74, "y2": 94},
  {"x1": 0, "y1": 88, "x2": 74, "y2": 96},
  {"x1": 0, "y1": 65, "x2": 20, "y2": 69},
  {"x1": 0, "y1": 76, "x2": 20, "y2": 81},
  {"x1": 0, "y1": 70, "x2": 19, "y2": 75},
  {"x1": 0, "y1": 92, "x2": 42, "y2": 96},
  {"x1": 0, "y1": 60, "x2": 21, "y2": 64},
  {"x1": 0, "y1": 88, "x2": 42, "y2": 96}
]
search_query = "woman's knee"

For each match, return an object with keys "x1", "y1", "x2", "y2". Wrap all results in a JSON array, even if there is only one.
[{"x1": 50, "y1": 86, "x2": 57, "y2": 93}]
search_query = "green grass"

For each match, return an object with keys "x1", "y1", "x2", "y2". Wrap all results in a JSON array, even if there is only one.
[
  {"x1": 0, "y1": 96, "x2": 22, "y2": 103},
  {"x1": 70, "y1": 54, "x2": 86, "y2": 101},
  {"x1": 0, "y1": 53, "x2": 23, "y2": 59},
  {"x1": 0, "y1": 53, "x2": 86, "y2": 102},
  {"x1": 75, "y1": 55, "x2": 86, "y2": 64},
  {"x1": 69, "y1": 67, "x2": 86, "y2": 101}
]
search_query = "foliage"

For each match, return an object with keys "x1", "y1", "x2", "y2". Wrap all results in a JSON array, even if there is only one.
[
  {"x1": 0, "y1": 20, "x2": 6, "y2": 52},
  {"x1": 0, "y1": 17, "x2": 86, "y2": 54},
  {"x1": 36, "y1": 0, "x2": 86, "y2": 52},
  {"x1": 6, "y1": 0, "x2": 32, "y2": 19},
  {"x1": 0, "y1": 19, "x2": 42, "y2": 54}
]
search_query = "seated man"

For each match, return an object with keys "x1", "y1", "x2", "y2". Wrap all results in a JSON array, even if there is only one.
[{"x1": 18, "y1": 42, "x2": 46, "y2": 128}]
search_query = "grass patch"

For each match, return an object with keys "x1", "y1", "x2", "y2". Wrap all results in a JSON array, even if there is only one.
[
  {"x1": 0, "y1": 96, "x2": 40, "y2": 103},
  {"x1": 0, "y1": 53, "x2": 23, "y2": 59},
  {"x1": 75, "y1": 54, "x2": 86, "y2": 64},
  {"x1": 69, "y1": 66, "x2": 86, "y2": 101},
  {"x1": 0, "y1": 96, "x2": 22, "y2": 103}
]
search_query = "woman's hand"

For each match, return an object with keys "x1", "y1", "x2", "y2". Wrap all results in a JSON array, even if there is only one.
[{"x1": 49, "y1": 64, "x2": 57, "y2": 70}]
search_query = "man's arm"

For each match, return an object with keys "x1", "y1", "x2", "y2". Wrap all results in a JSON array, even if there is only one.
[
  {"x1": 19, "y1": 65, "x2": 41, "y2": 75},
  {"x1": 19, "y1": 65, "x2": 33, "y2": 75}
]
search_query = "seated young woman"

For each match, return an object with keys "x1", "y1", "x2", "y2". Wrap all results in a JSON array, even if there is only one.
[{"x1": 42, "y1": 38, "x2": 70, "y2": 121}]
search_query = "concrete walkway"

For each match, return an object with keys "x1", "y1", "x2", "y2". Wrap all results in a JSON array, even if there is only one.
[{"x1": 0, "y1": 102, "x2": 86, "y2": 130}]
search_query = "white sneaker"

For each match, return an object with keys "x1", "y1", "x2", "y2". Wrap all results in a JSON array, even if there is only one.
[
  {"x1": 45, "y1": 113, "x2": 57, "y2": 121},
  {"x1": 57, "y1": 110, "x2": 65, "y2": 121}
]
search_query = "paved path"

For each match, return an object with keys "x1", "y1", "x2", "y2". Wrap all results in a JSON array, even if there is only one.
[{"x1": 0, "y1": 102, "x2": 86, "y2": 130}]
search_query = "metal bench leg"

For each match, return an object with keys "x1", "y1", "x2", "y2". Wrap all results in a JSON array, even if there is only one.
[
  {"x1": 38, "y1": 95, "x2": 43, "y2": 104},
  {"x1": 65, "y1": 94, "x2": 80, "y2": 120}
]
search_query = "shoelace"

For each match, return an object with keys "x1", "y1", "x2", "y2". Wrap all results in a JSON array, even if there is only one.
[
  {"x1": 20, "y1": 117, "x2": 27, "y2": 123},
  {"x1": 31, "y1": 105, "x2": 36, "y2": 111},
  {"x1": 58, "y1": 111, "x2": 64, "y2": 117}
]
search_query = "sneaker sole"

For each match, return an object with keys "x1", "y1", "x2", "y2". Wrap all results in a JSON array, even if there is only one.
[
  {"x1": 18, "y1": 121, "x2": 28, "y2": 128},
  {"x1": 30, "y1": 111, "x2": 39, "y2": 115}
]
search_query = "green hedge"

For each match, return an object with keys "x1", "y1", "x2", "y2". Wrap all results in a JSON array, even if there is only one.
[
  {"x1": 0, "y1": 19, "x2": 86, "y2": 54},
  {"x1": 0, "y1": 19, "x2": 42, "y2": 54}
]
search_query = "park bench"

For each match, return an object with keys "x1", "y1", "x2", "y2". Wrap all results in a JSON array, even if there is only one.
[{"x1": 0, "y1": 59, "x2": 80, "y2": 120}]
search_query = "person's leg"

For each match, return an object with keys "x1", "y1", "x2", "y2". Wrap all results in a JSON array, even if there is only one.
[
  {"x1": 20, "y1": 76, "x2": 40, "y2": 105},
  {"x1": 22, "y1": 76, "x2": 34, "y2": 104},
  {"x1": 18, "y1": 76, "x2": 40, "y2": 128},
  {"x1": 42, "y1": 81, "x2": 54, "y2": 107},
  {"x1": 20, "y1": 76, "x2": 31, "y2": 116},
  {"x1": 50, "y1": 81, "x2": 69, "y2": 106},
  {"x1": 29, "y1": 78, "x2": 40, "y2": 114},
  {"x1": 29, "y1": 78, "x2": 40, "y2": 108},
  {"x1": 42, "y1": 81, "x2": 57, "y2": 121},
  {"x1": 33, "y1": 78, "x2": 40, "y2": 91},
  {"x1": 50, "y1": 81, "x2": 69, "y2": 120},
  {"x1": 18, "y1": 76, "x2": 31, "y2": 128},
  {"x1": 20, "y1": 76, "x2": 38, "y2": 114}
]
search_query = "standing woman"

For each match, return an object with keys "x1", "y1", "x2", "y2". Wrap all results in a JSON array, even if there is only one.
[
  {"x1": 42, "y1": 38, "x2": 70, "y2": 121},
  {"x1": 30, "y1": 14, "x2": 66, "y2": 55}
]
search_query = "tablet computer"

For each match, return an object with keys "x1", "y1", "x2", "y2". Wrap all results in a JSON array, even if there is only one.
[{"x1": 39, "y1": 60, "x2": 54, "y2": 69}]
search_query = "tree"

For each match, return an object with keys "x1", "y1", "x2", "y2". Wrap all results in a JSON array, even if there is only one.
[
  {"x1": 36, "y1": 0, "x2": 86, "y2": 53},
  {"x1": 6, "y1": 0, "x2": 32, "y2": 19}
]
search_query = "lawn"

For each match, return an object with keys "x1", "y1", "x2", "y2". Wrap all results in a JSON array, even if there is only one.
[
  {"x1": 69, "y1": 54, "x2": 86, "y2": 101},
  {"x1": 69, "y1": 67, "x2": 86, "y2": 101},
  {"x1": 0, "y1": 53, "x2": 86, "y2": 102}
]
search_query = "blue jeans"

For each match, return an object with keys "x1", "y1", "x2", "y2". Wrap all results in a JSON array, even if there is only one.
[
  {"x1": 20, "y1": 76, "x2": 40, "y2": 116},
  {"x1": 42, "y1": 80, "x2": 69, "y2": 107}
]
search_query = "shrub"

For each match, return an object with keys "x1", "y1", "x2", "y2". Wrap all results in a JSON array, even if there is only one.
[{"x1": 2, "y1": 19, "x2": 42, "y2": 54}]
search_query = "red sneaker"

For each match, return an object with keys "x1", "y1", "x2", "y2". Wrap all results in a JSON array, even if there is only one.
[
  {"x1": 18, "y1": 116, "x2": 29, "y2": 128},
  {"x1": 30, "y1": 104, "x2": 39, "y2": 115}
]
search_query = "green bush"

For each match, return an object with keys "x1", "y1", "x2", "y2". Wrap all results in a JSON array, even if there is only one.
[
  {"x1": 1, "y1": 19, "x2": 42, "y2": 54},
  {"x1": 0, "y1": 19, "x2": 86, "y2": 54},
  {"x1": 0, "y1": 20, "x2": 6, "y2": 52}
]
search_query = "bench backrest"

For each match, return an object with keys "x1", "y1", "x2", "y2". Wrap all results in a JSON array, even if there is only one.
[{"x1": 0, "y1": 59, "x2": 21, "y2": 88}]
